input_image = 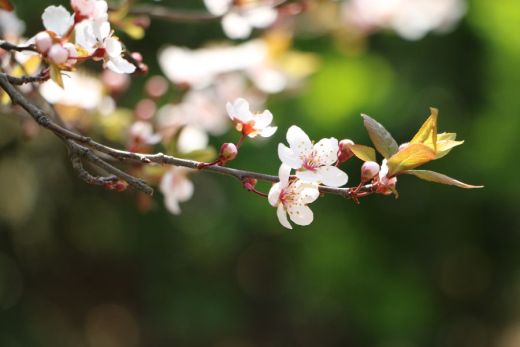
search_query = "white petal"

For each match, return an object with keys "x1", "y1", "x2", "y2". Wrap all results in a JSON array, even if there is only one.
[
  {"x1": 177, "y1": 126, "x2": 209, "y2": 154},
  {"x1": 268, "y1": 183, "x2": 282, "y2": 207},
  {"x1": 278, "y1": 163, "x2": 292, "y2": 188},
  {"x1": 231, "y1": 98, "x2": 253, "y2": 122},
  {"x1": 105, "y1": 37, "x2": 122, "y2": 57},
  {"x1": 286, "y1": 125, "x2": 312, "y2": 158},
  {"x1": 254, "y1": 110, "x2": 273, "y2": 128},
  {"x1": 75, "y1": 21, "x2": 97, "y2": 52},
  {"x1": 225, "y1": 101, "x2": 236, "y2": 121},
  {"x1": 173, "y1": 176, "x2": 194, "y2": 202},
  {"x1": 106, "y1": 56, "x2": 136, "y2": 74},
  {"x1": 293, "y1": 182, "x2": 320, "y2": 204},
  {"x1": 278, "y1": 143, "x2": 302, "y2": 169},
  {"x1": 287, "y1": 205, "x2": 314, "y2": 226},
  {"x1": 42, "y1": 6, "x2": 73, "y2": 36},
  {"x1": 94, "y1": 1, "x2": 109, "y2": 21},
  {"x1": 277, "y1": 204, "x2": 292, "y2": 229},
  {"x1": 222, "y1": 12, "x2": 252, "y2": 39},
  {"x1": 379, "y1": 159, "x2": 389, "y2": 179},
  {"x1": 244, "y1": 6, "x2": 278, "y2": 28},
  {"x1": 94, "y1": 19, "x2": 110, "y2": 41},
  {"x1": 259, "y1": 126, "x2": 277, "y2": 138},
  {"x1": 164, "y1": 195, "x2": 181, "y2": 215},
  {"x1": 295, "y1": 170, "x2": 321, "y2": 184},
  {"x1": 313, "y1": 138, "x2": 339, "y2": 166},
  {"x1": 204, "y1": 0, "x2": 232, "y2": 16},
  {"x1": 315, "y1": 166, "x2": 348, "y2": 187}
]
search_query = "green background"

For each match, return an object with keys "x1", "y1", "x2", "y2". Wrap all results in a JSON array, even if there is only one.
[{"x1": 1, "y1": 0, "x2": 519, "y2": 346}]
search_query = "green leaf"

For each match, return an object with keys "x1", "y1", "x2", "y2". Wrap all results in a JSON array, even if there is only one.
[
  {"x1": 404, "y1": 170, "x2": 484, "y2": 189},
  {"x1": 348, "y1": 144, "x2": 376, "y2": 162},
  {"x1": 387, "y1": 144, "x2": 435, "y2": 176},
  {"x1": 361, "y1": 114, "x2": 399, "y2": 159}
]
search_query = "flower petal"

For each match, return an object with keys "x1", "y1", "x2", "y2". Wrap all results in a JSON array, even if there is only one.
[
  {"x1": 255, "y1": 110, "x2": 273, "y2": 128},
  {"x1": 278, "y1": 143, "x2": 302, "y2": 169},
  {"x1": 173, "y1": 176, "x2": 194, "y2": 202},
  {"x1": 42, "y1": 5, "x2": 73, "y2": 36},
  {"x1": 105, "y1": 36, "x2": 122, "y2": 57},
  {"x1": 268, "y1": 183, "x2": 282, "y2": 207},
  {"x1": 259, "y1": 126, "x2": 277, "y2": 138},
  {"x1": 313, "y1": 138, "x2": 339, "y2": 166},
  {"x1": 295, "y1": 169, "x2": 321, "y2": 184},
  {"x1": 287, "y1": 205, "x2": 314, "y2": 226},
  {"x1": 106, "y1": 56, "x2": 136, "y2": 74},
  {"x1": 293, "y1": 181, "x2": 320, "y2": 204},
  {"x1": 277, "y1": 204, "x2": 292, "y2": 229},
  {"x1": 315, "y1": 166, "x2": 348, "y2": 187},
  {"x1": 286, "y1": 125, "x2": 312, "y2": 158},
  {"x1": 229, "y1": 98, "x2": 253, "y2": 122},
  {"x1": 244, "y1": 6, "x2": 278, "y2": 28},
  {"x1": 204, "y1": 0, "x2": 232, "y2": 16},
  {"x1": 278, "y1": 163, "x2": 291, "y2": 188},
  {"x1": 222, "y1": 11, "x2": 252, "y2": 39}
]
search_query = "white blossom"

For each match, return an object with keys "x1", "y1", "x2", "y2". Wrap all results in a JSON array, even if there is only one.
[
  {"x1": 226, "y1": 98, "x2": 277, "y2": 138},
  {"x1": 75, "y1": 19, "x2": 135, "y2": 74},
  {"x1": 268, "y1": 164, "x2": 320, "y2": 229},
  {"x1": 160, "y1": 167, "x2": 195, "y2": 215},
  {"x1": 278, "y1": 126, "x2": 348, "y2": 187},
  {"x1": 71, "y1": 0, "x2": 108, "y2": 22}
]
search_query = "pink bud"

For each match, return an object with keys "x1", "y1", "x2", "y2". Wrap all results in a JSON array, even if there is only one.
[
  {"x1": 361, "y1": 161, "x2": 380, "y2": 182},
  {"x1": 243, "y1": 177, "x2": 258, "y2": 191},
  {"x1": 338, "y1": 139, "x2": 354, "y2": 162},
  {"x1": 220, "y1": 143, "x2": 238, "y2": 161},
  {"x1": 63, "y1": 43, "x2": 77, "y2": 65},
  {"x1": 48, "y1": 44, "x2": 69, "y2": 65},
  {"x1": 35, "y1": 32, "x2": 52, "y2": 53}
]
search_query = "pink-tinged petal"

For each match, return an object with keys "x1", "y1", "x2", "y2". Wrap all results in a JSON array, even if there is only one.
[
  {"x1": 313, "y1": 138, "x2": 339, "y2": 166},
  {"x1": 222, "y1": 11, "x2": 252, "y2": 39},
  {"x1": 295, "y1": 169, "x2": 321, "y2": 184},
  {"x1": 268, "y1": 183, "x2": 282, "y2": 207},
  {"x1": 278, "y1": 164, "x2": 291, "y2": 188},
  {"x1": 259, "y1": 126, "x2": 277, "y2": 138},
  {"x1": 379, "y1": 159, "x2": 389, "y2": 179},
  {"x1": 244, "y1": 6, "x2": 278, "y2": 28},
  {"x1": 42, "y1": 5, "x2": 74, "y2": 36},
  {"x1": 287, "y1": 205, "x2": 314, "y2": 226},
  {"x1": 315, "y1": 166, "x2": 348, "y2": 187},
  {"x1": 286, "y1": 125, "x2": 312, "y2": 158},
  {"x1": 255, "y1": 110, "x2": 273, "y2": 128},
  {"x1": 277, "y1": 204, "x2": 292, "y2": 229},
  {"x1": 278, "y1": 143, "x2": 302, "y2": 169},
  {"x1": 106, "y1": 56, "x2": 136, "y2": 74}
]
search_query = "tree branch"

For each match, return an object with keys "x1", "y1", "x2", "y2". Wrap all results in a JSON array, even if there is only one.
[
  {"x1": 0, "y1": 41, "x2": 37, "y2": 53},
  {"x1": 0, "y1": 71, "x2": 373, "y2": 199}
]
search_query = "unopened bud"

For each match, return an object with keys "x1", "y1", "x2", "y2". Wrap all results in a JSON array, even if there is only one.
[
  {"x1": 63, "y1": 42, "x2": 77, "y2": 65},
  {"x1": 398, "y1": 142, "x2": 409, "y2": 151},
  {"x1": 48, "y1": 44, "x2": 69, "y2": 65},
  {"x1": 361, "y1": 161, "x2": 380, "y2": 182},
  {"x1": 35, "y1": 31, "x2": 52, "y2": 53},
  {"x1": 220, "y1": 143, "x2": 238, "y2": 161},
  {"x1": 338, "y1": 139, "x2": 354, "y2": 162},
  {"x1": 243, "y1": 177, "x2": 258, "y2": 191}
]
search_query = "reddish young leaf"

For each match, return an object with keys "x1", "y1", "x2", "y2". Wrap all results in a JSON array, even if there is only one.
[
  {"x1": 361, "y1": 114, "x2": 398, "y2": 159},
  {"x1": 0, "y1": 0, "x2": 14, "y2": 11},
  {"x1": 404, "y1": 170, "x2": 484, "y2": 189}
]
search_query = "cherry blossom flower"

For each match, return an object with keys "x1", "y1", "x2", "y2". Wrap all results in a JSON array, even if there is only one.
[
  {"x1": 41, "y1": 5, "x2": 74, "y2": 37},
  {"x1": 128, "y1": 121, "x2": 161, "y2": 149},
  {"x1": 75, "y1": 19, "x2": 135, "y2": 74},
  {"x1": 226, "y1": 98, "x2": 277, "y2": 138},
  {"x1": 278, "y1": 126, "x2": 348, "y2": 187},
  {"x1": 159, "y1": 167, "x2": 195, "y2": 215},
  {"x1": 268, "y1": 164, "x2": 320, "y2": 229},
  {"x1": 204, "y1": 0, "x2": 278, "y2": 39}
]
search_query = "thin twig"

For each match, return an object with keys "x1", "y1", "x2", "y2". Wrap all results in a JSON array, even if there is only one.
[
  {"x1": 0, "y1": 71, "x2": 372, "y2": 199},
  {"x1": 0, "y1": 41, "x2": 37, "y2": 53}
]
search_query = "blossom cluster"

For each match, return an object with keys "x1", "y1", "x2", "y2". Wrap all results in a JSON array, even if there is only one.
[{"x1": 34, "y1": 0, "x2": 135, "y2": 87}]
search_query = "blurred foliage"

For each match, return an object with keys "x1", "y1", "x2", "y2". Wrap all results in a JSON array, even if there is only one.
[{"x1": 1, "y1": 0, "x2": 520, "y2": 347}]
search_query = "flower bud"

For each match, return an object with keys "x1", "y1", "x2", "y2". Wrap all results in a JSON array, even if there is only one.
[
  {"x1": 63, "y1": 42, "x2": 77, "y2": 65},
  {"x1": 220, "y1": 143, "x2": 238, "y2": 161},
  {"x1": 398, "y1": 142, "x2": 409, "y2": 151},
  {"x1": 48, "y1": 44, "x2": 69, "y2": 65},
  {"x1": 338, "y1": 139, "x2": 354, "y2": 162},
  {"x1": 361, "y1": 161, "x2": 380, "y2": 182},
  {"x1": 243, "y1": 177, "x2": 258, "y2": 191},
  {"x1": 35, "y1": 31, "x2": 52, "y2": 53}
]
